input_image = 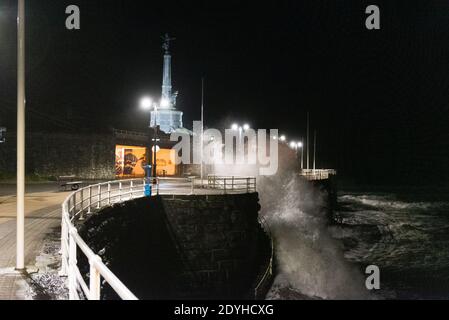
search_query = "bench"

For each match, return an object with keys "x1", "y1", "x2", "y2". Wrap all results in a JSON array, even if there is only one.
[{"x1": 58, "y1": 175, "x2": 84, "y2": 191}]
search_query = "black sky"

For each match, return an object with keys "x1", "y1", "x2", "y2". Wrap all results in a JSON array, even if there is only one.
[{"x1": 1, "y1": 0, "x2": 449, "y2": 185}]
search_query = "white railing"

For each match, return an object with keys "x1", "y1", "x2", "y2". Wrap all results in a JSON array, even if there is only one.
[
  {"x1": 61, "y1": 178, "x2": 148, "y2": 300},
  {"x1": 299, "y1": 169, "x2": 337, "y2": 181},
  {"x1": 207, "y1": 175, "x2": 257, "y2": 193},
  {"x1": 60, "y1": 176, "x2": 256, "y2": 300}
]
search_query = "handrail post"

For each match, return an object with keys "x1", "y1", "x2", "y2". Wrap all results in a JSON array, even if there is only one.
[
  {"x1": 232, "y1": 176, "x2": 234, "y2": 191},
  {"x1": 60, "y1": 205, "x2": 68, "y2": 276},
  {"x1": 73, "y1": 192, "x2": 77, "y2": 214},
  {"x1": 247, "y1": 177, "x2": 249, "y2": 193},
  {"x1": 79, "y1": 190, "x2": 85, "y2": 221},
  {"x1": 69, "y1": 228, "x2": 78, "y2": 300},
  {"x1": 119, "y1": 182, "x2": 122, "y2": 202},
  {"x1": 130, "y1": 180, "x2": 134, "y2": 200},
  {"x1": 107, "y1": 183, "x2": 111, "y2": 205},
  {"x1": 224, "y1": 178, "x2": 227, "y2": 194},
  {"x1": 191, "y1": 178, "x2": 194, "y2": 195},
  {"x1": 87, "y1": 187, "x2": 92, "y2": 214},
  {"x1": 157, "y1": 178, "x2": 160, "y2": 195},
  {"x1": 89, "y1": 256, "x2": 102, "y2": 300},
  {"x1": 97, "y1": 184, "x2": 101, "y2": 209}
]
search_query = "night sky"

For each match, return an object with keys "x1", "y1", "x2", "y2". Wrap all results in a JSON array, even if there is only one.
[{"x1": 1, "y1": 0, "x2": 449, "y2": 185}]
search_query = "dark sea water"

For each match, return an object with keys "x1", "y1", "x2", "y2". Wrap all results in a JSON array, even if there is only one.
[{"x1": 333, "y1": 187, "x2": 449, "y2": 299}]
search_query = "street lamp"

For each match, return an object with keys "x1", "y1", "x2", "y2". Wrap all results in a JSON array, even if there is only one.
[
  {"x1": 140, "y1": 96, "x2": 159, "y2": 178},
  {"x1": 16, "y1": 0, "x2": 26, "y2": 270},
  {"x1": 289, "y1": 141, "x2": 304, "y2": 170},
  {"x1": 230, "y1": 123, "x2": 250, "y2": 154},
  {"x1": 279, "y1": 135, "x2": 286, "y2": 142},
  {"x1": 140, "y1": 96, "x2": 153, "y2": 110}
]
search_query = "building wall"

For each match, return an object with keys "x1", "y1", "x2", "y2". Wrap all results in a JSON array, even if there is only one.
[{"x1": 0, "y1": 132, "x2": 115, "y2": 180}]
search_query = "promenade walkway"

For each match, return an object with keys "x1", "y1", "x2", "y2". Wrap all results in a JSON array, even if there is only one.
[{"x1": 0, "y1": 183, "x2": 69, "y2": 300}]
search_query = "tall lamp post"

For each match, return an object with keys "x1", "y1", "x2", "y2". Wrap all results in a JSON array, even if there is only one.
[
  {"x1": 16, "y1": 0, "x2": 26, "y2": 271},
  {"x1": 140, "y1": 97, "x2": 159, "y2": 178}
]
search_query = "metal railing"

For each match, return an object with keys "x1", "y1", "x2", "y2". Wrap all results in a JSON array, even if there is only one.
[
  {"x1": 60, "y1": 178, "x2": 147, "y2": 300},
  {"x1": 207, "y1": 175, "x2": 257, "y2": 193},
  {"x1": 299, "y1": 169, "x2": 337, "y2": 181},
  {"x1": 60, "y1": 175, "x2": 257, "y2": 300}
]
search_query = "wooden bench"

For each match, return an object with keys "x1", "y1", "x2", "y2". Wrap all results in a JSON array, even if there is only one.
[{"x1": 58, "y1": 175, "x2": 84, "y2": 191}]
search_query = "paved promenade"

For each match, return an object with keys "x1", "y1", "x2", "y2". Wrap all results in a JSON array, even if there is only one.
[{"x1": 0, "y1": 183, "x2": 69, "y2": 300}]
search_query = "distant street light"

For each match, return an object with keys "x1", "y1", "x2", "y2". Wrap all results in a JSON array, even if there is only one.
[
  {"x1": 289, "y1": 140, "x2": 304, "y2": 169},
  {"x1": 230, "y1": 123, "x2": 250, "y2": 148},
  {"x1": 140, "y1": 97, "x2": 153, "y2": 110},
  {"x1": 279, "y1": 135, "x2": 286, "y2": 142}
]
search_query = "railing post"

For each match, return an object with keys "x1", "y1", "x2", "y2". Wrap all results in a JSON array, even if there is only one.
[
  {"x1": 130, "y1": 180, "x2": 134, "y2": 200},
  {"x1": 157, "y1": 178, "x2": 160, "y2": 195},
  {"x1": 69, "y1": 227, "x2": 78, "y2": 300},
  {"x1": 89, "y1": 255, "x2": 102, "y2": 300},
  {"x1": 97, "y1": 184, "x2": 101, "y2": 209},
  {"x1": 224, "y1": 178, "x2": 227, "y2": 194},
  {"x1": 107, "y1": 183, "x2": 111, "y2": 205},
  {"x1": 232, "y1": 176, "x2": 234, "y2": 191},
  {"x1": 247, "y1": 177, "x2": 249, "y2": 193},
  {"x1": 60, "y1": 205, "x2": 68, "y2": 276},
  {"x1": 191, "y1": 178, "x2": 194, "y2": 195},
  {"x1": 73, "y1": 192, "x2": 77, "y2": 214},
  {"x1": 87, "y1": 186, "x2": 92, "y2": 214},
  {"x1": 79, "y1": 190, "x2": 85, "y2": 221},
  {"x1": 119, "y1": 182, "x2": 122, "y2": 202}
]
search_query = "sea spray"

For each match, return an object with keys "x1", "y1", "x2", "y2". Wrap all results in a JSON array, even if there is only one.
[{"x1": 258, "y1": 174, "x2": 369, "y2": 299}]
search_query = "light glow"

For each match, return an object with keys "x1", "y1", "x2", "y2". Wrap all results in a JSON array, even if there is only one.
[{"x1": 140, "y1": 97, "x2": 153, "y2": 110}]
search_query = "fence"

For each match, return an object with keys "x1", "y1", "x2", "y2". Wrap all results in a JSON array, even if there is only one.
[
  {"x1": 207, "y1": 175, "x2": 257, "y2": 193},
  {"x1": 299, "y1": 169, "x2": 337, "y2": 181},
  {"x1": 60, "y1": 175, "x2": 257, "y2": 300}
]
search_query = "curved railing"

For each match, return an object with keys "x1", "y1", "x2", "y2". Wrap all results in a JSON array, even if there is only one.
[
  {"x1": 60, "y1": 178, "x2": 150, "y2": 300},
  {"x1": 60, "y1": 176, "x2": 257, "y2": 300}
]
